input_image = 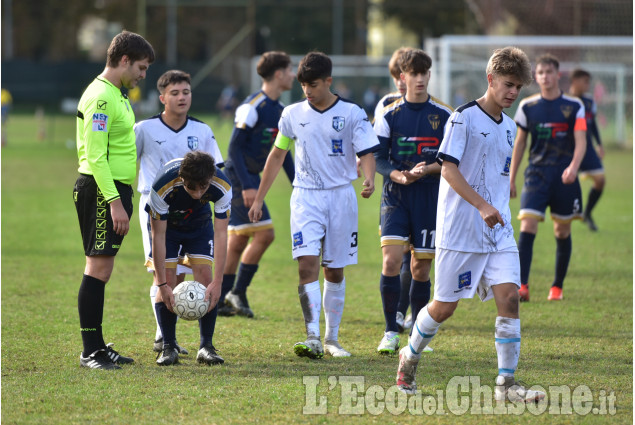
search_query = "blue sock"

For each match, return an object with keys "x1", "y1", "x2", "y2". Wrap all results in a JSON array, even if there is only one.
[
  {"x1": 517, "y1": 232, "x2": 535, "y2": 285},
  {"x1": 397, "y1": 252, "x2": 412, "y2": 315},
  {"x1": 220, "y1": 274, "x2": 235, "y2": 303},
  {"x1": 553, "y1": 235, "x2": 572, "y2": 289},
  {"x1": 233, "y1": 263, "x2": 258, "y2": 294},
  {"x1": 199, "y1": 305, "x2": 218, "y2": 348},
  {"x1": 380, "y1": 274, "x2": 401, "y2": 333},
  {"x1": 409, "y1": 279, "x2": 431, "y2": 325},
  {"x1": 155, "y1": 302, "x2": 177, "y2": 347}
]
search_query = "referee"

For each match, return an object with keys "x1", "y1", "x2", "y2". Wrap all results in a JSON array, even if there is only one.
[{"x1": 73, "y1": 31, "x2": 154, "y2": 370}]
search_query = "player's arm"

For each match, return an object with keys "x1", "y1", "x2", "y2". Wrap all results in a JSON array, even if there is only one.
[
  {"x1": 150, "y1": 218, "x2": 175, "y2": 312},
  {"x1": 206, "y1": 215, "x2": 228, "y2": 311},
  {"x1": 441, "y1": 161, "x2": 503, "y2": 229},
  {"x1": 248, "y1": 134, "x2": 290, "y2": 223},
  {"x1": 562, "y1": 129, "x2": 587, "y2": 184},
  {"x1": 281, "y1": 150, "x2": 295, "y2": 184},
  {"x1": 509, "y1": 127, "x2": 528, "y2": 198},
  {"x1": 589, "y1": 113, "x2": 604, "y2": 158},
  {"x1": 358, "y1": 152, "x2": 376, "y2": 198}
]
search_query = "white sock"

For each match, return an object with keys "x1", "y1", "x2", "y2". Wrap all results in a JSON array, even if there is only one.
[
  {"x1": 298, "y1": 280, "x2": 321, "y2": 340},
  {"x1": 150, "y1": 285, "x2": 162, "y2": 340},
  {"x1": 323, "y1": 278, "x2": 345, "y2": 342},
  {"x1": 408, "y1": 305, "x2": 441, "y2": 359},
  {"x1": 495, "y1": 316, "x2": 520, "y2": 377}
]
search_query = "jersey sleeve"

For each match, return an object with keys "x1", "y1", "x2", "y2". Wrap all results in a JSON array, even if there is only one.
[
  {"x1": 81, "y1": 90, "x2": 120, "y2": 202},
  {"x1": 134, "y1": 122, "x2": 144, "y2": 158},
  {"x1": 274, "y1": 108, "x2": 295, "y2": 150},
  {"x1": 205, "y1": 126, "x2": 224, "y2": 166},
  {"x1": 211, "y1": 171, "x2": 232, "y2": 219},
  {"x1": 574, "y1": 102, "x2": 587, "y2": 132},
  {"x1": 234, "y1": 103, "x2": 259, "y2": 130},
  {"x1": 352, "y1": 107, "x2": 380, "y2": 157},
  {"x1": 146, "y1": 186, "x2": 170, "y2": 220},
  {"x1": 437, "y1": 110, "x2": 467, "y2": 166},
  {"x1": 513, "y1": 102, "x2": 528, "y2": 131}
]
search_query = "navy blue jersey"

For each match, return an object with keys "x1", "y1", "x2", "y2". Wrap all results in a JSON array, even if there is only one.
[
  {"x1": 146, "y1": 159, "x2": 232, "y2": 232},
  {"x1": 225, "y1": 91, "x2": 294, "y2": 189},
  {"x1": 578, "y1": 94, "x2": 602, "y2": 148},
  {"x1": 514, "y1": 92, "x2": 587, "y2": 168},
  {"x1": 374, "y1": 96, "x2": 453, "y2": 184}
]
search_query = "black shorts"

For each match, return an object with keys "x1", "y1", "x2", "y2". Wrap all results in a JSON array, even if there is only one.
[{"x1": 73, "y1": 174, "x2": 133, "y2": 256}]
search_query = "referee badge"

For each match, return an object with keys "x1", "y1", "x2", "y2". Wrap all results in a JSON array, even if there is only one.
[
  {"x1": 187, "y1": 136, "x2": 199, "y2": 150},
  {"x1": 332, "y1": 116, "x2": 345, "y2": 132}
]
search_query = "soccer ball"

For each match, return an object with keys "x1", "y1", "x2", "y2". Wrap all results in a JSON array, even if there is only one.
[{"x1": 172, "y1": 280, "x2": 210, "y2": 320}]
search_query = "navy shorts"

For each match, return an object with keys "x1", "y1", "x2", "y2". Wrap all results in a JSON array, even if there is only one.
[
  {"x1": 519, "y1": 165, "x2": 583, "y2": 222},
  {"x1": 148, "y1": 220, "x2": 215, "y2": 268},
  {"x1": 579, "y1": 143, "x2": 604, "y2": 174},
  {"x1": 226, "y1": 166, "x2": 272, "y2": 235},
  {"x1": 73, "y1": 174, "x2": 133, "y2": 256},
  {"x1": 380, "y1": 179, "x2": 439, "y2": 259}
]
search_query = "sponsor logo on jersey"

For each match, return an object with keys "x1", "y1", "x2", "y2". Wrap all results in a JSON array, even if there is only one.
[
  {"x1": 560, "y1": 105, "x2": 573, "y2": 119},
  {"x1": 97, "y1": 100, "x2": 107, "y2": 110},
  {"x1": 92, "y1": 113, "x2": 108, "y2": 132},
  {"x1": 428, "y1": 114, "x2": 441, "y2": 130},
  {"x1": 537, "y1": 122, "x2": 569, "y2": 140},
  {"x1": 458, "y1": 271, "x2": 471, "y2": 289},
  {"x1": 330, "y1": 139, "x2": 343, "y2": 155},
  {"x1": 188, "y1": 136, "x2": 199, "y2": 150},
  {"x1": 397, "y1": 136, "x2": 440, "y2": 155},
  {"x1": 507, "y1": 130, "x2": 513, "y2": 147},
  {"x1": 332, "y1": 116, "x2": 345, "y2": 132},
  {"x1": 261, "y1": 128, "x2": 278, "y2": 144},
  {"x1": 502, "y1": 157, "x2": 511, "y2": 176},
  {"x1": 293, "y1": 231, "x2": 303, "y2": 247}
]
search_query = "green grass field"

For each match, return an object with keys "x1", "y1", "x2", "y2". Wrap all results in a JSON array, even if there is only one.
[{"x1": 1, "y1": 112, "x2": 632, "y2": 424}]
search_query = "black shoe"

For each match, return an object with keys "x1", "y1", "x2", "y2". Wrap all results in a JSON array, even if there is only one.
[
  {"x1": 105, "y1": 343, "x2": 134, "y2": 365},
  {"x1": 197, "y1": 344, "x2": 225, "y2": 365},
  {"x1": 156, "y1": 344, "x2": 179, "y2": 366},
  {"x1": 218, "y1": 303, "x2": 237, "y2": 317},
  {"x1": 80, "y1": 349, "x2": 122, "y2": 370},
  {"x1": 153, "y1": 337, "x2": 189, "y2": 355},
  {"x1": 583, "y1": 214, "x2": 598, "y2": 231},
  {"x1": 225, "y1": 291, "x2": 254, "y2": 318}
]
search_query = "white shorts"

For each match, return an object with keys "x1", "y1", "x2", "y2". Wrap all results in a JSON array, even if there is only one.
[
  {"x1": 290, "y1": 185, "x2": 358, "y2": 268},
  {"x1": 139, "y1": 193, "x2": 192, "y2": 276},
  {"x1": 434, "y1": 248, "x2": 520, "y2": 302}
]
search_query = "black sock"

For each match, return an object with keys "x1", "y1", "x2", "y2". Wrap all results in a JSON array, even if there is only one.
[
  {"x1": 553, "y1": 235, "x2": 572, "y2": 289},
  {"x1": 585, "y1": 188, "x2": 602, "y2": 217},
  {"x1": 220, "y1": 274, "x2": 236, "y2": 304},
  {"x1": 78, "y1": 274, "x2": 106, "y2": 356},
  {"x1": 155, "y1": 302, "x2": 177, "y2": 347},
  {"x1": 233, "y1": 263, "x2": 258, "y2": 294},
  {"x1": 397, "y1": 252, "x2": 412, "y2": 315},
  {"x1": 518, "y1": 232, "x2": 536, "y2": 286},
  {"x1": 380, "y1": 274, "x2": 401, "y2": 333},
  {"x1": 410, "y1": 279, "x2": 431, "y2": 323},
  {"x1": 199, "y1": 305, "x2": 218, "y2": 348}
]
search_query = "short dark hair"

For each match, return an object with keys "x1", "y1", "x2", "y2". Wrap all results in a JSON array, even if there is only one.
[
  {"x1": 179, "y1": 151, "x2": 216, "y2": 188},
  {"x1": 388, "y1": 47, "x2": 413, "y2": 79},
  {"x1": 106, "y1": 30, "x2": 155, "y2": 67},
  {"x1": 570, "y1": 68, "x2": 591, "y2": 81},
  {"x1": 157, "y1": 70, "x2": 191, "y2": 93},
  {"x1": 400, "y1": 49, "x2": 432, "y2": 75},
  {"x1": 257, "y1": 51, "x2": 291, "y2": 81},
  {"x1": 536, "y1": 53, "x2": 560, "y2": 71},
  {"x1": 297, "y1": 52, "x2": 332, "y2": 83}
]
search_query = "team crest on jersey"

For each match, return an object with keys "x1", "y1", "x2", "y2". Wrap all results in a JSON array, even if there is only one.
[
  {"x1": 331, "y1": 139, "x2": 343, "y2": 154},
  {"x1": 560, "y1": 105, "x2": 573, "y2": 119},
  {"x1": 506, "y1": 130, "x2": 513, "y2": 147},
  {"x1": 187, "y1": 136, "x2": 199, "y2": 150},
  {"x1": 428, "y1": 114, "x2": 441, "y2": 130},
  {"x1": 92, "y1": 113, "x2": 108, "y2": 132},
  {"x1": 332, "y1": 116, "x2": 345, "y2": 132},
  {"x1": 458, "y1": 271, "x2": 471, "y2": 289}
]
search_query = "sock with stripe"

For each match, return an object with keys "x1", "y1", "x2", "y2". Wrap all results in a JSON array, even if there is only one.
[
  {"x1": 495, "y1": 316, "x2": 521, "y2": 377},
  {"x1": 407, "y1": 305, "x2": 441, "y2": 359}
]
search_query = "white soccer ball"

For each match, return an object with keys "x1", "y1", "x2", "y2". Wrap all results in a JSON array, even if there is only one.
[{"x1": 172, "y1": 280, "x2": 210, "y2": 321}]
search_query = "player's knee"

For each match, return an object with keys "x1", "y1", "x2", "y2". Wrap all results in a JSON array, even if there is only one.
[
  {"x1": 382, "y1": 253, "x2": 403, "y2": 275},
  {"x1": 324, "y1": 267, "x2": 344, "y2": 283},
  {"x1": 594, "y1": 175, "x2": 606, "y2": 190}
]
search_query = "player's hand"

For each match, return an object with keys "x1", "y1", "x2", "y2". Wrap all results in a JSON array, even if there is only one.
[
  {"x1": 597, "y1": 145, "x2": 605, "y2": 159},
  {"x1": 401, "y1": 170, "x2": 421, "y2": 185},
  {"x1": 411, "y1": 162, "x2": 427, "y2": 176},
  {"x1": 110, "y1": 199, "x2": 130, "y2": 236},
  {"x1": 248, "y1": 201, "x2": 263, "y2": 223},
  {"x1": 479, "y1": 204, "x2": 504, "y2": 229},
  {"x1": 159, "y1": 285, "x2": 175, "y2": 313},
  {"x1": 242, "y1": 188, "x2": 257, "y2": 208},
  {"x1": 361, "y1": 178, "x2": 375, "y2": 198},
  {"x1": 204, "y1": 281, "x2": 221, "y2": 312},
  {"x1": 510, "y1": 181, "x2": 517, "y2": 199},
  {"x1": 561, "y1": 165, "x2": 578, "y2": 184}
]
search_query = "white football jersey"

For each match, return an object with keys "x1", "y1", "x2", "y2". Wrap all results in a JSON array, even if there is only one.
[
  {"x1": 436, "y1": 101, "x2": 518, "y2": 253},
  {"x1": 135, "y1": 114, "x2": 224, "y2": 193},
  {"x1": 278, "y1": 97, "x2": 379, "y2": 190}
]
